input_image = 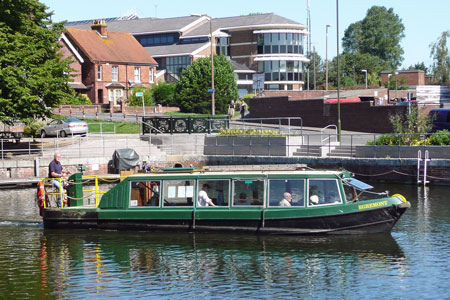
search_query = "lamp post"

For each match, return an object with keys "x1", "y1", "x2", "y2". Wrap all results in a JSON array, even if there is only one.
[
  {"x1": 325, "y1": 24, "x2": 331, "y2": 90},
  {"x1": 361, "y1": 69, "x2": 367, "y2": 89},
  {"x1": 394, "y1": 71, "x2": 399, "y2": 92},
  {"x1": 387, "y1": 73, "x2": 392, "y2": 101},
  {"x1": 336, "y1": 0, "x2": 341, "y2": 142},
  {"x1": 192, "y1": 14, "x2": 215, "y2": 115}
]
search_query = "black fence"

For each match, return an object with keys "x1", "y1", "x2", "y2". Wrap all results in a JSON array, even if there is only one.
[{"x1": 142, "y1": 116, "x2": 229, "y2": 134}]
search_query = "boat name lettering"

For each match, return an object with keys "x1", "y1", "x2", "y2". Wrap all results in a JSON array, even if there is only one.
[{"x1": 358, "y1": 201, "x2": 387, "y2": 210}]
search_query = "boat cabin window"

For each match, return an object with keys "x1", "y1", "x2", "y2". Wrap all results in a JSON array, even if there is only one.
[
  {"x1": 232, "y1": 179, "x2": 264, "y2": 206},
  {"x1": 269, "y1": 179, "x2": 305, "y2": 207},
  {"x1": 163, "y1": 180, "x2": 195, "y2": 207},
  {"x1": 308, "y1": 179, "x2": 342, "y2": 206},
  {"x1": 129, "y1": 181, "x2": 161, "y2": 207},
  {"x1": 197, "y1": 180, "x2": 229, "y2": 207}
]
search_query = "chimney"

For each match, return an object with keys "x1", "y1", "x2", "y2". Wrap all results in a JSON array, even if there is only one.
[{"x1": 91, "y1": 19, "x2": 107, "y2": 37}]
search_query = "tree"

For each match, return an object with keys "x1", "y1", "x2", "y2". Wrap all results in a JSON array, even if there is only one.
[
  {"x1": 328, "y1": 52, "x2": 386, "y2": 87},
  {"x1": 152, "y1": 82, "x2": 176, "y2": 107},
  {"x1": 342, "y1": 6, "x2": 405, "y2": 69},
  {"x1": 408, "y1": 62, "x2": 429, "y2": 75},
  {"x1": 430, "y1": 31, "x2": 450, "y2": 84},
  {"x1": 305, "y1": 49, "x2": 325, "y2": 89},
  {"x1": 0, "y1": 0, "x2": 74, "y2": 124},
  {"x1": 175, "y1": 55, "x2": 238, "y2": 114}
]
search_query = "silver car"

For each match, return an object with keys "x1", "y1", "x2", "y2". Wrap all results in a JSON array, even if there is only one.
[{"x1": 40, "y1": 118, "x2": 88, "y2": 138}]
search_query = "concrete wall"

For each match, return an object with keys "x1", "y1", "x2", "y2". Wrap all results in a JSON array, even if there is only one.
[
  {"x1": 0, "y1": 157, "x2": 110, "y2": 180},
  {"x1": 2, "y1": 154, "x2": 450, "y2": 185},
  {"x1": 356, "y1": 146, "x2": 450, "y2": 159}
]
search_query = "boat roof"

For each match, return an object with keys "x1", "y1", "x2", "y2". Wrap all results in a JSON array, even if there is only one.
[{"x1": 127, "y1": 165, "x2": 346, "y2": 178}]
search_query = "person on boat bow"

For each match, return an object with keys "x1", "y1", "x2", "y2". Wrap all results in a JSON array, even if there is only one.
[
  {"x1": 279, "y1": 192, "x2": 292, "y2": 206},
  {"x1": 48, "y1": 152, "x2": 72, "y2": 205},
  {"x1": 197, "y1": 184, "x2": 216, "y2": 207}
]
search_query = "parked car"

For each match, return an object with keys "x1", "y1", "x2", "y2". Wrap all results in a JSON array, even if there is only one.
[
  {"x1": 429, "y1": 108, "x2": 450, "y2": 132},
  {"x1": 395, "y1": 100, "x2": 417, "y2": 106},
  {"x1": 40, "y1": 118, "x2": 88, "y2": 138}
]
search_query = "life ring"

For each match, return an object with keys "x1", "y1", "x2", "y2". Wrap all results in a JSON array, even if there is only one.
[
  {"x1": 392, "y1": 194, "x2": 407, "y2": 203},
  {"x1": 37, "y1": 181, "x2": 46, "y2": 216}
]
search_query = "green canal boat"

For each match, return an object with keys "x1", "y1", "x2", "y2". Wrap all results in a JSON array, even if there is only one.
[{"x1": 40, "y1": 165, "x2": 410, "y2": 234}]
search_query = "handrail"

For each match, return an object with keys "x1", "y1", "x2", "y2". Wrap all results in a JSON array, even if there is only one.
[
  {"x1": 42, "y1": 175, "x2": 124, "y2": 209},
  {"x1": 140, "y1": 120, "x2": 164, "y2": 134},
  {"x1": 320, "y1": 124, "x2": 338, "y2": 146}
]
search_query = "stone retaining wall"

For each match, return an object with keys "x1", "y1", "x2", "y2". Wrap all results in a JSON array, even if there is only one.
[{"x1": 2, "y1": 155, "x2": 449, "y2": 185}]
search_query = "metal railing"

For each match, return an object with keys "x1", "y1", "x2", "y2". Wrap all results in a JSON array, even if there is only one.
[
  {"x1": 232, "y1": 117, "x2": 303, "y2": 136},
  {"x1": 1, "y1": 124, "x2": 450, "y2": 160},
  {"x1": 42, "y1": 175, "x2": 123, "y2": 209},
  {"x1": 141, "y1": 116, "x2": 230, "y2": 135},
  {"x1": 320, "y1": 125, "x2": 338, "y2": 146}
]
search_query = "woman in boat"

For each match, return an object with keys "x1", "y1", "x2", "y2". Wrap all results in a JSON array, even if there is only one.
[{"x1": 279, "y1": 192, "x2": 292, "y2": 207}]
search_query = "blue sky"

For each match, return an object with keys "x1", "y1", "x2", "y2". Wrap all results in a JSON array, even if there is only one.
[{"x1": 41, "y1": 0, "x2": 449, "y2": 69}]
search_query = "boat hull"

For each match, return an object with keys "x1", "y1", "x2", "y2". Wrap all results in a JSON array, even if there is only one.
[{"x1": 43, "y1": 202, "x2": 409, "y2": 235}]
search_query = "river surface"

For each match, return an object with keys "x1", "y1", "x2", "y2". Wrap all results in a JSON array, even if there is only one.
[{"x1": 0, "y1": 183, "x2": 449, "y2": 300}]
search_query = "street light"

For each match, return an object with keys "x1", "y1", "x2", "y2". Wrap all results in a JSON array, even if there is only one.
[
  {"x1": 394, "y1": 71, "x2": 399, "y2": 91},
  {"x1": 387, "y1": 73, "x2": 392, "y2": 101},
  {"x1": 361, "y1": 69, "x2": 367, "y2": 89},
  {"x1": 325, "y1": 24, "x2": 331, "y2": 91},
  {"x1": 336, "y1": 0, "x2": 341, "y2": 142},
  {"x1": 192, "y1": 14, "x2": 215, "y2": 115}
]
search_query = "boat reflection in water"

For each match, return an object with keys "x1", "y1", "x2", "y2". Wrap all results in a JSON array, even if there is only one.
[{"x1": 37, "y1": 229, "x2": 406, "y2": 297}]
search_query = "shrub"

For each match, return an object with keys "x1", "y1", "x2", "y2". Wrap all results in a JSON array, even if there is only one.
[
  {"x1": 367, "y1": 134, "x2": 399, "y2": 145},
  {"x1": 153, "y1": 82, "x2": 176, "y2": 106},
  {"x1": 128, "y1": 87, "x2": 154, "y2": 106},
  {"x1": 24, "y1": 120, "x2": 46, "y2": 137},
  {"x1": 218, "y1": 129, "x2": 282, "y2": 136},
  {"x1": 61, "y1": 93, "x2": 92, "y2": 105},
  {"x1": 429, "y1": 130, "x2": 450, "y2": 145}
]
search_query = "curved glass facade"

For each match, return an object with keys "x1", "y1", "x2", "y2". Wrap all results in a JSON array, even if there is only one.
[
  {"x1": 257, "y1": 33, "x2": 304, "y2": 54},
  {"x1": 257, "y1": 61, "x2": 303, "y2": 82}
]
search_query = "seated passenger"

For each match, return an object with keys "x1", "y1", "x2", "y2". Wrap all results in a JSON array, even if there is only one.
[
  {"x1": 197, "y1": 184, "x2": 216, "y2": 207},
  {"x1": 326, "y1": 192, "x2": 339, "y2": 204},
  {"x1": 309, "y1": 195, "x2": 319, "y2": 205},
  {"x1": 237, "y1": 193, "x2": 251, "y2": 205},
  {"x1": 279, "y1": 192, "x2": 292, "y2": 207}
]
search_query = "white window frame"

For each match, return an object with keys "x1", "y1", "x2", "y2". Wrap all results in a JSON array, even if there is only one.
[
  {"x1": 112, "y1": 66, "x2": 119, "y2": 82},
  {"x1": 134, "y1": 67, "x2": 141, "y2": 82},
  {"x1": 149, "y1": 67, "x2": 154, "y2": 83},
  {"x1": 97, "y1": 65, "x2": 102, "y2": 81}
]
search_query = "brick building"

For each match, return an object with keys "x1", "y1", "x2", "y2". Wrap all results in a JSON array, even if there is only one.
[
  {"x1": 380, "y1": 70, "x2": 425, "y2": 87},
  {"x1": 60, "y1": 20, "x2": 158, "y2": 105},
  {"x1": 68, "y1": 14, "x2": 309, "y2": 96}
]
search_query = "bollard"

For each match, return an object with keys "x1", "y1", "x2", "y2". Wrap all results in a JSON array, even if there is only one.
[{"x1": 95, "y1": 106, "x2": 98, "y2": 120}]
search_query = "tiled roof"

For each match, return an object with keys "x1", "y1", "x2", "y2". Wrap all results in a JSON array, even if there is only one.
[
  {"x1": 67, "y1": 14, "x2": 304, "y2": 37},
  {"x1": 68, "y1": 16, "x2": 200, "y2": 35},
  {"x1": 65, "y1": 27, "x2": 157, "y2": 65}
]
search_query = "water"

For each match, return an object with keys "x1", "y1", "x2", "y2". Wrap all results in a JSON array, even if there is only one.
[{"x1": 0, "y1": 183, "x2": 449, "y2": 300}]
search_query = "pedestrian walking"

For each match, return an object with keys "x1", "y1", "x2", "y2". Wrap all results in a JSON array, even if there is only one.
[{"x1": 240, "y1": 101, "x2": 246, "y2": 119}]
